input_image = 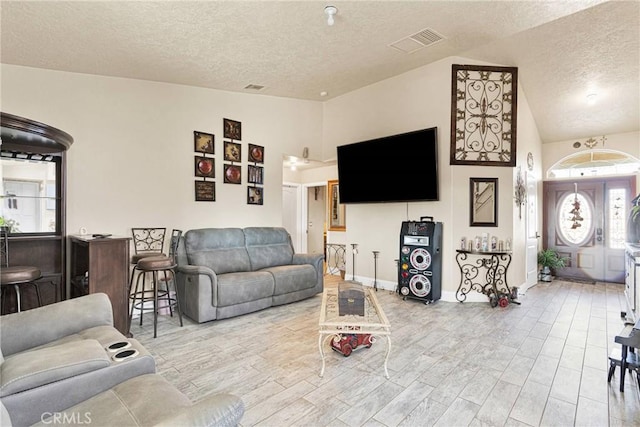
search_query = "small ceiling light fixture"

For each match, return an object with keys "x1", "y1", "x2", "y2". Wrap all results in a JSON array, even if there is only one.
[
  {"x1": 324, "y1": 5, "x2": 337, "y2": 26},
  {"x1": 586, "y1": 93, "x2": 597, "y2": 105},
  {"x1": 320, "y1": 91, "x2": 328, "y2": 97}
]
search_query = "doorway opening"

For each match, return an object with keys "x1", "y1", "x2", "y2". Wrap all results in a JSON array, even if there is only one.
[{"x1": 543, "y1": 175, "x2": 635, "y2": 283}]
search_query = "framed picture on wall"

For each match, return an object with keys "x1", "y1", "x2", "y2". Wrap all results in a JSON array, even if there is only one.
[
  {"x1": 195, "y1": 181, "x2": 215, "y2": 202},
  {"x1": 194, "y1": 156, "x2": 215, "y2": 178},
  {"x1": 248, "y1": 144, "x2": 264, "y2": 163},
  {"x1": 194, "y1": 131, "x2": 214, "y2": 154},
  {"x1": 248, "y1": 165, "x2": 263, "y2": 184},
  {"x1": 223, "y1": 118, "x2": 242, "y2": 140},
  {"x1": 223, "y1": 164, "x2": 241, "y2": 184},
  {"x1": 247, "y1": 186, "x2": 263, "y2": 205},
  {"x1": 224, "y1": 141, "x2": 242, "y2": 162}
]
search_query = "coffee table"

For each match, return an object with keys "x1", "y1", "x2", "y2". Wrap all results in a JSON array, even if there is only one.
[{"x1": 318, "y1": 282, "x2": 391, "y2": 378}]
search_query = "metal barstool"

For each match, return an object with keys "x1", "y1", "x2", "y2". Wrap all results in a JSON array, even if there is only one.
[
  {"x1": 129, "y1": 227, "x2": 167, "y2": 289},
  {"x1": 128, "y1": 230, "x2": 183, "y2": 338},
  {"x1": 0, "y1": 227, "x2": 42, "y2": 313}
]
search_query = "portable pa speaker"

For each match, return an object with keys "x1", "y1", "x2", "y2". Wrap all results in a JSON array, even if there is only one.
[{"x1": 397, "y1": 216, "x2": 442, "y2": 303}]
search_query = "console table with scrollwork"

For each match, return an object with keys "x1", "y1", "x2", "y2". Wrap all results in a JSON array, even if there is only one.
[
  {"x1": 455, "y1": 250, "x2": 518, "y2": 307},
  {"x1": 325, "y1": 243, "x2": 346, "y2": 275}
]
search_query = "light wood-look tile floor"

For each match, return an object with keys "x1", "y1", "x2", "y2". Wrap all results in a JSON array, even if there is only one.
[{"x1": 130, "y1": 276, "x2": 640, "y2": 426}]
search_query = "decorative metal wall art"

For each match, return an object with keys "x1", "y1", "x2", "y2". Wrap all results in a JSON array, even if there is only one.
[
  {"x1": 581, "y1": 135, "x2": 606, "y2": 149},
  {"x1": 247, "y1": 165, "x2": 263, "y2": 184},
  {"x1": 247, "y1": 186, "x2": 263, "y2": 205},
  {"x1": 195, "y1": 156, "x2": 215, "y2": 178},
  {"x1": 224, "y1": 141, "x2": 241, "y2": 162},
  {"x1": 248, "y1": 144, "x2": 264, "y2": 163},
  {"x1": 194, "y1": 131, "x2": 214, "y2": 154},
  {"x1": 223, "y1": 118, "x2": 241, "y2": 140},
  {"x1": 195, "y1": 181, "x2": 215, "y2": 201},
  {"x1": 514, "y1": 167, "x2": 526, "y2": 219},
  {"x1": 223, "y1": 164, "x2": 241, "y2": 184},
  {"x1": 194, "y1": 130, "x2": 216, "y2": 201},
  {"x1": 450, "y1": 64, "x2": 518, "y2": 167}
]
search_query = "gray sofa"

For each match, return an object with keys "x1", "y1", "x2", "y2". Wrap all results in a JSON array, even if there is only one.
[{"x1": 176, "y1": 227, "x2": 324, "y2": 323}]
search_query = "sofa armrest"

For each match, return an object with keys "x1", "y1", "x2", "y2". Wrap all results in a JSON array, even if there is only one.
[
  {"x1": 176, "y1": 264, "x2": 217, "y2": 279},
  {"x1": 293, "y1": 253, "x2": 324, "y2": 271},
  {"x1": 0, "y1": 340, "x2": 110, "y2": 397},
  {"x1": 176, "y1": 264, "x2": 219, "y2": 323},
  {"x1": 155, "y1": 393, "x2": 245, "y2": 427},
  {"x1": 0, "y1": 293, "x2": 114, "y2": 357}
]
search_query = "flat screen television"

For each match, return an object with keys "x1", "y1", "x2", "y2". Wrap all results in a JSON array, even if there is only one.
[{"x1": 337, "y1": 127, "x2": 438, "y2": 203}]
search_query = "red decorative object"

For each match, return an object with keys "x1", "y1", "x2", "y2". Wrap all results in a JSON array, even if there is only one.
[{"x1": 330, "y1": 333, "x2": 373, "y2": 357}]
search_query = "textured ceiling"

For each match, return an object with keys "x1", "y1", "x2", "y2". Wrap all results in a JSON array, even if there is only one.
[{"x1": 1, "y1": 1, "x2": 638, "y2": 143}]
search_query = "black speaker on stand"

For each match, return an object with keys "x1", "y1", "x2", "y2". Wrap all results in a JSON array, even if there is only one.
[{"x1": 397, "y1": 216, "x2": 442, "y2": 304}]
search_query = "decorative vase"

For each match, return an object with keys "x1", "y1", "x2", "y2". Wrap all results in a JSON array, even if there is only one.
[{"x1": 540, "y1": 266, "x2": 552, "y2": 282}]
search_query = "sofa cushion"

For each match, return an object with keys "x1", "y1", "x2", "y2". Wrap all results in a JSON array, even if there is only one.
[
  {"x1": 262, "y1": 264, "x2": 317, "y2": 296},
  {"x1": 216, "y1": 272, "x2": 275, "y2": 307},
  {"x1": 185, "y1": 228, "x2": 251, "y2": 274},
  {"x1": 35, "y1": 374, "x2": 192, "y2": 427},
  {"x1": 244, "y1": 227, "x2": 294, "y2": 270},
  {"x1": 0, "y1": 339, "x2": 110, "y2": 397}
]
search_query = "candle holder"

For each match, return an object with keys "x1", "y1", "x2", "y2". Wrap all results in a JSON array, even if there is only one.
[
  {"x1": 351, "y1": 243, "x2": 359, "y2": 281},
  {"x1": 372, "y1": 251, "x2": 380, "y2": 291}
]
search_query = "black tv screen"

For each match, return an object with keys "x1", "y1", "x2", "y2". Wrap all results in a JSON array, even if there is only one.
[{"x1": 337, "y1": 127, "x2": 438, "y2": 203}]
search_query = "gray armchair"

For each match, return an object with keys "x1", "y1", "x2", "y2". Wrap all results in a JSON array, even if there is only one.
[
  {"x1": 0, "y1": 293, "x2": 244, "y2": 426},
  {"x1": 0, "y1": 293, "x2": 155, "y2": 426}
]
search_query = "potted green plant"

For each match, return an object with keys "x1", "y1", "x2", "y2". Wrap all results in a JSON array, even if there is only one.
[{"x1": 538, "y1": 249, "x2": 567, "y2": 282}]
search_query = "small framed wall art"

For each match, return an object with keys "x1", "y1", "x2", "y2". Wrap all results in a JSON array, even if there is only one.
[
  {"x1": 248, "y1": 144, "x2": 264, "y2": 163},
  {"x1": 195, "y1": 181, "x2": 215, "y2": 202},
  {"x1": 247, "y1": 165, "x2": 263, "y2": 185},
  {"x1": 223, "y1": 118, "x2": 242, "y2": 140},
  {"x1": 194, "y1": 131, "x2": 214, "y2": 154},
  {"x1": 224, "y1": 141, "x2": 242, "y2": 162},
  {"x1": 223, "y1": 164, "x2": 242, "y2": 184},
  {"x1": 248, "y1": 186, "x2": 263, "y2": 205},
  {"x1": 194, "y1": 156, "x2": 215, "y2": 178}
]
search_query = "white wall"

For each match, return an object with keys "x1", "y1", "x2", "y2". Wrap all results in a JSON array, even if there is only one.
[{"x1": 1, "y1": 65, "x2": 323, "y2": 236}]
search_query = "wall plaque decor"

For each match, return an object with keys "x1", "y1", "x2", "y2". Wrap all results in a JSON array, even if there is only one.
[
  {"x1": 195, "y1": 181, "x2": 215, "y2": 201},
  {"x1": 224, "y1": 141, "x2": 241, "y2": 162},
  {"x1": 247, "y1": 186, "x2": 263, "y2": 205},
  {"x1": 248, "y1": 165, "x2": 263, "y2": 185},
  {"x1": 450, "y1": 64, "x2": 518, "y2": 167},
  {"x1": 248, "y1": 144, "x2": 264, "y2": 163},
  {"x1": 223, "y1": 118, "x2": 241, "y2": 140},
  {"x1": 194, "y1": 156, "x2": 215, "y2": 178},
  {"x1": 194, "y1": 131, "x2": 214, "y2": 154},
  {"x1": 223, "y1": 164, "x2": 241, "y2": 184}
]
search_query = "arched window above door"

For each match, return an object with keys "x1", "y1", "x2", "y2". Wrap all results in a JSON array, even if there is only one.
[{"x1": 547, "y1": 150, "x2": 639, "y2": 179}]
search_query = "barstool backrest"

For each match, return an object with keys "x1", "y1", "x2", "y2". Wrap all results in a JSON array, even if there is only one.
[
  {"x1": 168, "y1": 230, "x2": 183, "y2": 263},
  {"x1": 131, "y1": 228, "x2": 166, "y2": 255}
]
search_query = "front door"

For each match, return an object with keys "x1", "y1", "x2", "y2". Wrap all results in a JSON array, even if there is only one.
[{"x1": 543, "y1": 176, "x2": 634, "y2": 283}]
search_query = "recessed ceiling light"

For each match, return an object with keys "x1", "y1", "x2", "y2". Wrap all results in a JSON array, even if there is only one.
[
  {"x1": 320, "y1": 91, "x2": 328, "y2": 97},
  {"x1": 586, "y1": 93, "x2": 597, "y2": 105}
]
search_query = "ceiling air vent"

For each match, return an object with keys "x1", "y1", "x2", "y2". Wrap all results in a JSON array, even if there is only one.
[
  {"x1": 244, "y1": 84, "x2": 265, "y2": 91},
  {"x1": 389, "y1": 27, "x2": 445, "y2": 54}
]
